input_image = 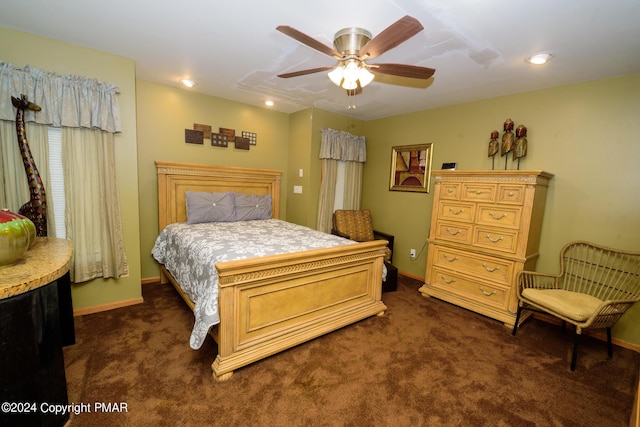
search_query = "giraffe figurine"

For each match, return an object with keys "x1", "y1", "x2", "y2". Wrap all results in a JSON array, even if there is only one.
[{"x1": 11, "y1": 94, "x2": 47, "y2": 236}]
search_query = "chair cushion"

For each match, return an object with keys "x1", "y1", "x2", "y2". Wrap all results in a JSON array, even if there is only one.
[
  {"x1": 521, "y1": 289, "x2": 602, "y2": 322},
  {"x1": 333, "y1": 210, "x2": 375, "y2": 242},
  {"x1": 382, "y1": 247, "x2": 392, "y2": 263}
]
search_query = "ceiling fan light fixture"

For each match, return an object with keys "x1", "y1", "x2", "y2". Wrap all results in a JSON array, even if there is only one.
[
  {"x1": 525, "y1": 53, "x2": 554, "y2": 65},
  {"x1": 341, "y1": 79, "x2": 358, "y2": 90},
  {"x1": 329, "y1": 61, "x2": 374, "y2": 89},
  {"x1": 342, "y1": 60, "x2": 360, "y2": 82},
  {"x1": 358, "y1": 67, "x2": 375, "y2": 87},
  {"x1": 328, "y1": 66, "x2": 344, "y2": 86}
]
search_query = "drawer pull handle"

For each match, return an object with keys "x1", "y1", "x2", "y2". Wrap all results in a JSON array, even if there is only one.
[
  {"x1": 441, "y1": 276, "x2": 456, "y2": 285},
  {"x1": 472, "y1": 190, "x2": 487, "y2": 195},
  {"x1": 508, "y1": 191, "x2": 514, "y2": 196},
  {"x1": 479, "y1": 287, "x2": 497, "y2": 297},
  {"x1": 447, "y1": 188, "x2": 453, "y2": 193},
  {"x1": 449, "y1": 207, "x2": 464, "y2": 215},
  {"x1": 482, "y1": 263, "x2": 500, "y2": 272},
  {"x1": 485, "y1": 234, "x2": 504, "y2": 243},
  {"x1": 443, "y1": 254, "x2": 458, "y2": 262},
  {"x1": 488, "y1": 211, "x2": 507, "y2": 220},
  {"x1": 446, "y1": 228, "x2": 462, "y2": 236}
]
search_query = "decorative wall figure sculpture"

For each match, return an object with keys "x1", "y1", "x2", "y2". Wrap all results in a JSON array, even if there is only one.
[
  {"x1": 513, "y1": 124, "x2": 528, "y2": 169},
  {"x1": 488, "y1": 130, "x2": 499, "y2": 170},
  {"x1": 11, "y1": 94, "x2": 47, "y2": 236},
  {"x1": 500, "y1": 118, "x2": 515, "y2": 170}
]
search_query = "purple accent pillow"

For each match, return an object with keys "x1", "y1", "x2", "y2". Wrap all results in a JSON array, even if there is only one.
[
  {"x1": 234, "y1": 193, "x2": 272, "y2": 221},
  {"x1": 185, "y1": 191, "x2": 236, "y2": 224}
]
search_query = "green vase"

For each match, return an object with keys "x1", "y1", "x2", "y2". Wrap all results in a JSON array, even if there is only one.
[{"x1": 0, "y1": 209, "x2": 37, "y2": 266}]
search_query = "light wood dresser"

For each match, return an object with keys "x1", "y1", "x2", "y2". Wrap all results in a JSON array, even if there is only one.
[{"x1": 419, "y1": 170, "x2": 553, "y2": 326}]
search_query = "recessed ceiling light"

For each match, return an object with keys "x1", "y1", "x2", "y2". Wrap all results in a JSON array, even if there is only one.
[
  {"x1": 265, "y1": 100, "x2": 274, "y2": 107},
  {"x1": 179, "y1": 79, "x2": 196, "y2": 88},
  {"x1": 525, "y1": 53, "x2": 554, "y2": 65}
]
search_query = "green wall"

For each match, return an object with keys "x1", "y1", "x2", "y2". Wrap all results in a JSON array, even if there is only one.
[
  {"x1": 285, "y1": 109, "x2": 313, "y2": 227},
  {"x1": 281, "y1": 108, "x2": 366, "y2": 229},
  {"x1": 1, "y1": 27, "x2": 142, "y2": 311},
  {"x1": 5, "y1": 25, "x2": 639, "y2": 344},
  {"x1": 306, "y1": 109, "x2": 365, "y2": 228},
  {"x1": 362, "y1": 74, "x2": 640, "y2": 342},
  {"x1": 136, "y1": 80, "x2": 291, "y2": 279}
]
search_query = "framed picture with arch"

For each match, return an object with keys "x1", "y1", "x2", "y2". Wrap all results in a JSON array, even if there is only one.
[{"x1": 389, "y1": 143, "x2": 433, "y2": 193}]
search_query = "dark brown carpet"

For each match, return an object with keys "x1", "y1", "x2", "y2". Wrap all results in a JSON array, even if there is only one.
[{"x1": 63, "y1": 276, "x2": 639, "y2": 426}]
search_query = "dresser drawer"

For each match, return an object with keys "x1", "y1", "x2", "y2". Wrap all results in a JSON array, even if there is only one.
[
  {"x1": 476, "y1": 205, "x2": 522, "y2": 229},
  {"x1": 434, "y1": 221, "x2": 473, "y2": 245},
  {"x1": 472, "y1": 226, "x2": 518, "y2": 253},
  {"x1": 429, "y1": 267, "x2": 509, "y2": 310},
  {"x1": 461, "y1": 183, "x2": 496, "y2": 202},
  {"x1": 440, "y1": 183, "x2": 460, "y2": 200},
  {"x1": 497, "y1": 184, "x2": 525, "y2": 204},
  {"x1": 438, "y1": 201, "x2": 476, "y2": 223},
  {"x1": 431, "y1": 246, "x2": 514, "y2": 284}
]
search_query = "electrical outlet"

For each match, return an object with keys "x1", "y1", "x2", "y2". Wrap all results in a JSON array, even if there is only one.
[{"x1": 410, "y1": 248, "x2": 416, "y2": 259}]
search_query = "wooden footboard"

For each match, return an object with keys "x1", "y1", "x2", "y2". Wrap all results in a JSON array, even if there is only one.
[
  {"x1": 212, "y1": 239, "x2": 387, "y2": 380},
  {"x1": 155, "y1": 161, "x2": 387, "y2": 380},
  {"x1": 162, "y1": 240, "x2": 387, "y2": 380}
]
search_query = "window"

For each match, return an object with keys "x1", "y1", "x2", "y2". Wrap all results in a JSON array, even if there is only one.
[{"x1": 47, "y1": 127, "x2": 66, "y2": 238}]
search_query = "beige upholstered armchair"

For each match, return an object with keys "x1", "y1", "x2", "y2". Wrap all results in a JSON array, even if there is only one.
[
  {"x1": 512, "y1": 241, "x2": 640, "y2": 371},
  {"x1": 332, "y1": 209, "x2": 397, "y2": 292}
]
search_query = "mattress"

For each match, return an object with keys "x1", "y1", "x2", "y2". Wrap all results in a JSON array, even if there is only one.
[{"x1": 152, "y1": 219, "x2": 358, "y2": 349}]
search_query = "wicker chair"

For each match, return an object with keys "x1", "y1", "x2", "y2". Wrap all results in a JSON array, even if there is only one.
[
  {"x1": 512, "y1": 241, "x2": 640, "y2": 370},
  {"x1": 332, "y1": 209, "x2": 397, "y2": 292}
]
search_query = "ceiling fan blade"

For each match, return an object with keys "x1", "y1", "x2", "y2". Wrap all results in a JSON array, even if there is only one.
[
  {"x1": 359, "y1": 16, "x2": 424, "y2": 60},
  {"x1": 277, "y1": 66, "x2": 335, "y2": 79},
  {"x1": 276, "y1": 25, "x2": 341, "y2": 58},
  {"x1": 370, "y1": 63, "x2": 435, "y2": 80}
]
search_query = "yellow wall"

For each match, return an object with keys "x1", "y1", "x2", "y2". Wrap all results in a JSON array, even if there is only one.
[
  {"x1": 135, "y1": 80, "x2": 291, "y2": 279},
  {"x1": 362, "y1": 74, "x2": 640, "y2": 342},
  {"x1": 1, "y1": 27, "x2": 142, "y2": 311}
]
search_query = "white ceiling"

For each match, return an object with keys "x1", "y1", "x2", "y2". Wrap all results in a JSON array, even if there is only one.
[{"x1": 1, "y1": 0, "x2": 639, "y2": 121}]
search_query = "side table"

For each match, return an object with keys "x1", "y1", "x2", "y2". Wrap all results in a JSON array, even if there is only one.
[{"x1": 0, "y1": 237, "x2": 74, "y2": 427}]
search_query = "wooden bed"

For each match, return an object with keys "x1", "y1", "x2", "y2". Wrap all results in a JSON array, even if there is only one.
[{"x1": 155, "y1": 161, "x2": 388, "y2": 381}]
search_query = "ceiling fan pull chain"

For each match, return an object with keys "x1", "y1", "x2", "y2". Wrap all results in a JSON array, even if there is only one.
[{"x1": 347, "y1": 90, "x2": 357, "y2": 110}]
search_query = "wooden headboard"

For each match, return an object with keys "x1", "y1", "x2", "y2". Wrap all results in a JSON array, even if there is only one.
[{"x1": 156, "y1": 161, "x2": 282, "y2": 231}]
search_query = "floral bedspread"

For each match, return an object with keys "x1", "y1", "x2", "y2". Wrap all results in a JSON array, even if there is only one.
[{"x1": 151, "y1": 219, "x2": 358, "y2": 349}]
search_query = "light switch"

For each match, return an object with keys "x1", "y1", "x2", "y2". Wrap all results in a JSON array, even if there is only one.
[
  {"x1": 298, "y1": 169, "x2": 304, "y2": 177},
  {"x1": 293, "y1": 185, "x2": 303, "y2": 194}
]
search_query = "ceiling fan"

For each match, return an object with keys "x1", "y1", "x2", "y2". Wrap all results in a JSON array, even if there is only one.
[{"x1": 276, "y1": 15, "x2": 435, "y2": 103}]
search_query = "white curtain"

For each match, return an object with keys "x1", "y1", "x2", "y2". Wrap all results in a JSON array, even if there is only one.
[
  {"x1": 317, "y1": 158, "x2": 339, "y2": 233},
  {"x1": 0, "y1": 61, "x2": 127, "y2": 282},
  {"x1": 62, "y1": 127, "x2": 128, "y2": 281},
  {"x1": 316, "y1": 129, "x2": 366, "y2": 233},
  {"x1": 343, "y1": 161, "x2": 363, "y2": 210},
  {"x1": 0, "y1": 62, "x2": 121, "y2": 132}
]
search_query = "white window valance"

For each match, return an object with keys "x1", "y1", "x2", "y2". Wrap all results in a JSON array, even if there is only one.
[
  {"x1": 0, "y1": 62, "x2": 121, "y2": 133},
  {"x1": 319, "y1": 128, "x2": 366, "y2": 163}
]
